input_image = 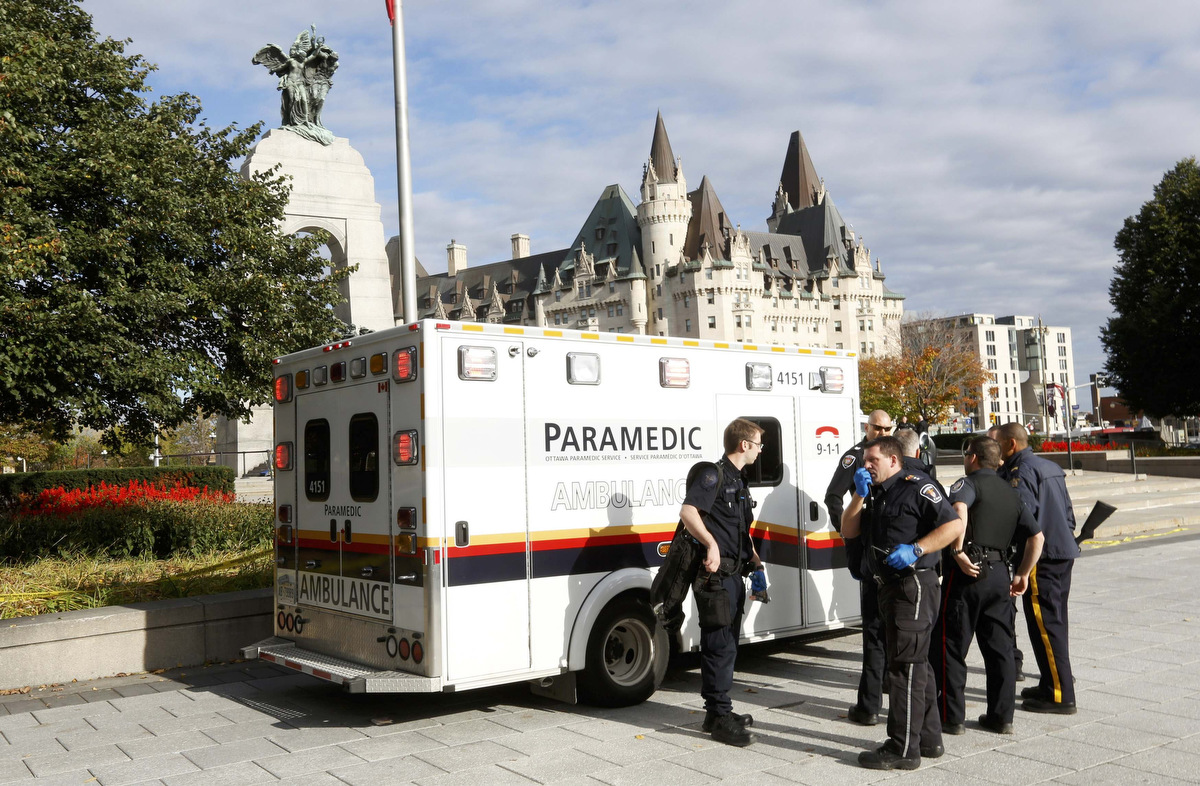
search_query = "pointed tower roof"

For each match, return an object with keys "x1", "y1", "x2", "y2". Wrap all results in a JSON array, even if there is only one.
[
  {"x1": 684, "y1": 176, "x2": 733, "y2": 261},
  {"x1": 649, "y1": 111, "x2": 678, "y2": 184},
  {"x1": 779, "y1": 130, "x2": 821, "y2": 210}
]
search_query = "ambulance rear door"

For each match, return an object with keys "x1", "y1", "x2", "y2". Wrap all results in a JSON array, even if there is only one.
[{"x1": 294, "y1": 374, "x2": 394, "y2": 623}]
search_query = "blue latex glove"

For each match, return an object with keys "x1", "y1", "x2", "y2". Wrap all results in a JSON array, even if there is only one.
[
  {"x1": 749, "y1": 567, "x2": 770, "y2": 603},
  {"x1": 886, "y1": 543, "x2": 920, "y2": 569},
  {"x1": 853, "y1": 468, "x2": 872, "y2": 498}
]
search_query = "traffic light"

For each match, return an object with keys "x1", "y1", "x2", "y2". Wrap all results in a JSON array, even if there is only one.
[{"x1": 1094, "y1": 373, "x2": 1111, "y2": 388}]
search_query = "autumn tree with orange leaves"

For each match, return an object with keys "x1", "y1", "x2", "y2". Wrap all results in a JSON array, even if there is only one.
[{"x1": 859, "y1": 317, "x2": 989, "y2": 423}]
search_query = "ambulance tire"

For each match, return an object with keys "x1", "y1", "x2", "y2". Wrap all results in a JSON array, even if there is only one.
[{"x1": 579, "y1": 597, "x2": 669, "y2": 707}]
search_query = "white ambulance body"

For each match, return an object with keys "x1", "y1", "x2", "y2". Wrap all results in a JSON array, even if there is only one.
[{"x1": 244, "y1": 319, "x2": 861, "y2": 705}]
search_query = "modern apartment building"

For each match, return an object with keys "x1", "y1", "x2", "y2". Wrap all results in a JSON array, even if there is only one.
[{"x1": 908, "y1": 313, "x2": 1077, "y2": 432}]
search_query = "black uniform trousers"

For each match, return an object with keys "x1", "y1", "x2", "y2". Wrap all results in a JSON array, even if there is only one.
[
  {"x1": 1023, "y1": 558, "x2": 1074, "y2": 704},
  {"x1": 856, "y1": 580, "x2": 887, "y2": 715},
  {"x1": 699, "y1": 573, "x2": 746, "y2": 715},
  {"x1": 931, "y1": 561, "x2": 1017, "y2": 724},
  {"x1": 878, "y1": 569, "x2": 942, "y2": 758}
]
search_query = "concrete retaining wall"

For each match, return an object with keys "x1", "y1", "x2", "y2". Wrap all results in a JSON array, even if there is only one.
[
  {"x1": 1038, "y1": 452, "x2": 1200, "y2": 479},
  {"x1": 0, "y1": 588, "x2": 272, "y2": 690}
]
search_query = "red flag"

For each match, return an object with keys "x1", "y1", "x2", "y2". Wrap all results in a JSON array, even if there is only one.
[{"x1": 385, "y1": 0, "x2": 395, "y2": 23}]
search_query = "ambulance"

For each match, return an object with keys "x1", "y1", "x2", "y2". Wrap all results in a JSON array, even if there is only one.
[{"x1": 243, "y1": 319, "x2": 861, "y2": 706}]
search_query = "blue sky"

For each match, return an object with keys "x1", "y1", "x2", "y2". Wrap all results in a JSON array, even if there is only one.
[{"x1": 86, "y1": 1, "x2": 1200, "y2": 403}]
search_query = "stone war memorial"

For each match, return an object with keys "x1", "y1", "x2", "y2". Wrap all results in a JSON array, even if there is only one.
[{"x1": 218, "y1": 27, "x2": 404, "y2": 475}]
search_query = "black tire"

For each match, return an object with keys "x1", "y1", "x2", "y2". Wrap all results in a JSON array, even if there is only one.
[{"x1": 578, "y1": 596, "x2": 669, "y2": 707}]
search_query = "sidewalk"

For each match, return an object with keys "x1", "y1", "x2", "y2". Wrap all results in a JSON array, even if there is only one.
[{"x1": 2, "y1": 530, "x2": 1198, "y2": 784}]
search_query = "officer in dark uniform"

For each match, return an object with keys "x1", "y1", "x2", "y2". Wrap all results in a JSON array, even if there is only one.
[
  {"x1": 931, "y1": 437, "x2": 1044, "y2": 736},
  {"x1": 896, "y1": 429, "x2": 944, "y2": 497},
  {"x1": 679, "y1": 418, "x2": 763, "y2": 746},
  {"x1": 825, "y1": 410, "x2": 893, "y2": 726},
  {"x1": 995, "y1": 422, "x2": 1080, "y2": 714},
  {"x1": 842, "y1": 436, "x2": 964, "y2": 771}
]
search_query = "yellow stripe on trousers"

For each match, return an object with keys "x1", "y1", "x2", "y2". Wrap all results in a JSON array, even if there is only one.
[{"x1": 1028, "y1": 565, "x2": 1063, "y2": 703}]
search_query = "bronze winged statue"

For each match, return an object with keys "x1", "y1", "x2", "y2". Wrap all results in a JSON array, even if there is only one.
[{"x1": 252, "y1": 26, "x2": 339, "y2": 145}]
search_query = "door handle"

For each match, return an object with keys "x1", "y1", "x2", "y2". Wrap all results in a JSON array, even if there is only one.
[
  {"x1": 455, "y1": 520, "x2": 469, "y2": 547},
  {"x1": 344, "y1": 519, "x2": 352, "y2": 543},
  {"x1": 810, "y1": 501, "x2": 819, "y2": 521}
]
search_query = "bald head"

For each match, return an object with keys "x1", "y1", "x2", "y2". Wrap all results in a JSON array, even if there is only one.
[{"x1": 865, "y1": 410, "x2": 893, "y2": 440}]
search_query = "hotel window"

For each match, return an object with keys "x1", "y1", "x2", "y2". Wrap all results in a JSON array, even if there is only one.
[
  {"x1": 708, "y1": 316, "x2": 716, "y2": 328},
  {"x1": 736, "y1": 316, "x2": 742, "y2": 327},
  {"x1": 685, "y1": 319, "x2": 692, "y2": 332},
  {"x1": 607, "y1": 307, "x2": 614, "y2": 318},
  {"x1": 616, "y1": 304, "x2": 624, "y2": 316},
  {"x1": 684, "y1": 296, "x2": 690, "y2": 308},
  {"x1": 834, "y1": 321, "x2": 842, "y2": 332},
  {"x1": 987, "y1": 344, "x2": 996, "y2": 356},
  {"x1": 707, "y1": 293, "x2": 715, "y2": 305}
]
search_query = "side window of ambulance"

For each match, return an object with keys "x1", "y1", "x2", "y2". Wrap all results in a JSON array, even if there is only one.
[
  {"x1": 744, "y1": 417, "x2": 783, "y2": 488},
  {"x1": 304, "y1": 420, "x2": 331, "y2": 501},
  {"x1": 348, "y1": 413, "x2": 379, "y2": 502}
]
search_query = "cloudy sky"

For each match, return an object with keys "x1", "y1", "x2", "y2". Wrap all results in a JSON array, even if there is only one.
[{"x1": 87, "y1": 1, "x2": 1200, "y2": 400}]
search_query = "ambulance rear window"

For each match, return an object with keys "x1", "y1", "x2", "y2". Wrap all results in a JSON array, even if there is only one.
[
  {"x1": 304, "y1": 420, "x2": 330, "y2": 501},
  {"x1": 743, "y1": 417, "x2": 783, "y2": 488},
  {"x1": 348, "y1": 413, "x2": 379, "y2": 502}
]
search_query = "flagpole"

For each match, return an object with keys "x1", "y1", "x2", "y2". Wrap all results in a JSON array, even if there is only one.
[{"x1": 388, "y1": 0, "x2": 418, "y2": 324}]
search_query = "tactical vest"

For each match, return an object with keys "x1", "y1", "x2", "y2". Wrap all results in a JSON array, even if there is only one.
[{"x1": 966, "y1": 471, "x2": 1023, "y2": 551}]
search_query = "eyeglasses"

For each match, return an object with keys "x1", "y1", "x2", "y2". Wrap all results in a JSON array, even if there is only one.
[
  {"x1": 867, "y1": 423, "x2": 892, "y2": 432},
  {"x1": 746, "y1": 439, "x2": 764, "y2": 449}
]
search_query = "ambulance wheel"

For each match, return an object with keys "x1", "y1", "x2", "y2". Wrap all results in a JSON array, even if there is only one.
[{"x1": 579, "y1": 597, "x2": 668, "y2": 707}]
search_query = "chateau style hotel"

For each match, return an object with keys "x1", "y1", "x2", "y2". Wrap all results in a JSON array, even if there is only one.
[{"x1": 395, "y1": 114, "x2": 904, "y2": 354}]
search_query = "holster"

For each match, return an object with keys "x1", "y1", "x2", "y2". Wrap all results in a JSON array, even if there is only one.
[{"x1": 692, "y1": 572, "x2": 732, "y2": 628}]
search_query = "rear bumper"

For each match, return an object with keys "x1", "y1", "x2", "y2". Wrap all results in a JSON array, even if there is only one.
[{"x1": 242, "y1": 637, "x2": 442, "y2": 694}]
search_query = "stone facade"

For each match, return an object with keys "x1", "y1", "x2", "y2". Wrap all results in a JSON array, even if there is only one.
[{"x1": 402, "y1": 114, "x2": 904, "y2": 354}]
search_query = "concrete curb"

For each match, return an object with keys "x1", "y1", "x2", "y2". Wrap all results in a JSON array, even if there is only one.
[{"x1": 0, "y1": 588, "x2": 272, "y2": 690}]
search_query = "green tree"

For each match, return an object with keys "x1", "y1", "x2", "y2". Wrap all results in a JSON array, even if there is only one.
[
  {"x1": 1102, "y1": 158, "x2": 1200, "y2": 418},
  {"x1": 0, "y1": 0, "x2": 350, "y2": 450}
]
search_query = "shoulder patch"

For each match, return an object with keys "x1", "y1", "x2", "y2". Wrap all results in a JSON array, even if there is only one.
[
  {"x1": 699, "y1": 468, "x2": 720, "y2": 490},
  {"x1": 950, "y1": 478, "x2": 965, "y2": 494},
  {"x1": 841, "y1": 454, "x2": 855, "y2": 469},
  {"x1": 904, "y1": 474, "x2": 918, "y2": 482},
  {"x1": 920, "y1": 483, "x2": 943, "y2": 503},
  {"x1": 1011, "y1": 478, "x2": 1020, "y2": 488}
]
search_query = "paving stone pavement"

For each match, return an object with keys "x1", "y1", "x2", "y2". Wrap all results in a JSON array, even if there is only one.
[{"x1": 2, "y1": 530, "x2": 1199, "y2": 785}]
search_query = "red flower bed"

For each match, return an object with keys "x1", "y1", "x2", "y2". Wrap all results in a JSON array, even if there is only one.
[
  {"x1": 1040, "y1": 442, "x2": 1118, "y2": 453},
  {"x1": 19, "y1": 480, "x2": 235, "y2": 517}
]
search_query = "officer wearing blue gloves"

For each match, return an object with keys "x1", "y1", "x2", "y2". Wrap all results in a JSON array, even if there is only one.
[{"x1": 842, "y1": 436, "x2": 964, "y2": 771}]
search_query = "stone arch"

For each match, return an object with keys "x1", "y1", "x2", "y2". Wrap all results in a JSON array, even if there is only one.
[{"x1": 284, "y1": 216, "x2": 352, "y2": 325}]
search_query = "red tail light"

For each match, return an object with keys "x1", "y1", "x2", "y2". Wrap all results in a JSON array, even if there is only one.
[
  {"x1": 274, "y1": 442, "x2": 293, "y2": 471},
  {"x1": 394, "y1": 346, "x2": 417, "y2": 382},
  {"x1": 274, "y1": 374, "x2": 292, "y2": 403},
  {"x1": 393, "y1": 430, "x2": 419, "y2": 465}
]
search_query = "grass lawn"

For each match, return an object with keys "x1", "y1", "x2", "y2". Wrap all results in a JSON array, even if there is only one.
[{"x1": 0, "y1": 549, "x2": 272, "y2": 619}]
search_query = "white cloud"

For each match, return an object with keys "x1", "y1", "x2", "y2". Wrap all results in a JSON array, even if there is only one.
[{"x1": 84, "y1": 0, "x2": 1200, "y2": 389}]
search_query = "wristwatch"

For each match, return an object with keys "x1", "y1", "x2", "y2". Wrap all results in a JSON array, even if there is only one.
[
  {"x1": 951, "y1": 547, "x2": 962, "y2": 555},
  {"x1": 912, "y1": 543, "x2": 924, "y2": 558}
]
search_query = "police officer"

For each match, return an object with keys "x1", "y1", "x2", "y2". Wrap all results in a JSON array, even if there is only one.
[
  {"x1": 825, "y1": 410, "x2": 893, "y2": 726},
  {"x1": 679, "y1": 418, "x2": 763, "y2": 746},
  {"x1": 931, "y1": 437, "x2": 1044, "y2": 735},
  {"x1": 896, "y1": 429, "x2": 943, "y2": 496},
  {"x1": 843, "y1": 436, "x2": 964, "y2": 771},
  {"x1": 994, "y1": 422, "x2": 1080, "y2": 714}
]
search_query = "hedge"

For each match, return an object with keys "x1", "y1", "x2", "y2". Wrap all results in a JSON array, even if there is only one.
[
  {"x1": 0, "y1": 466, "x2": 235, "y2": 505},
  {"x1": 932, "y1": 432, "x2": 1045, "y2": 452},
  {"x1": 0, "y1": 499, "x2": 272, "y2": 562}
]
